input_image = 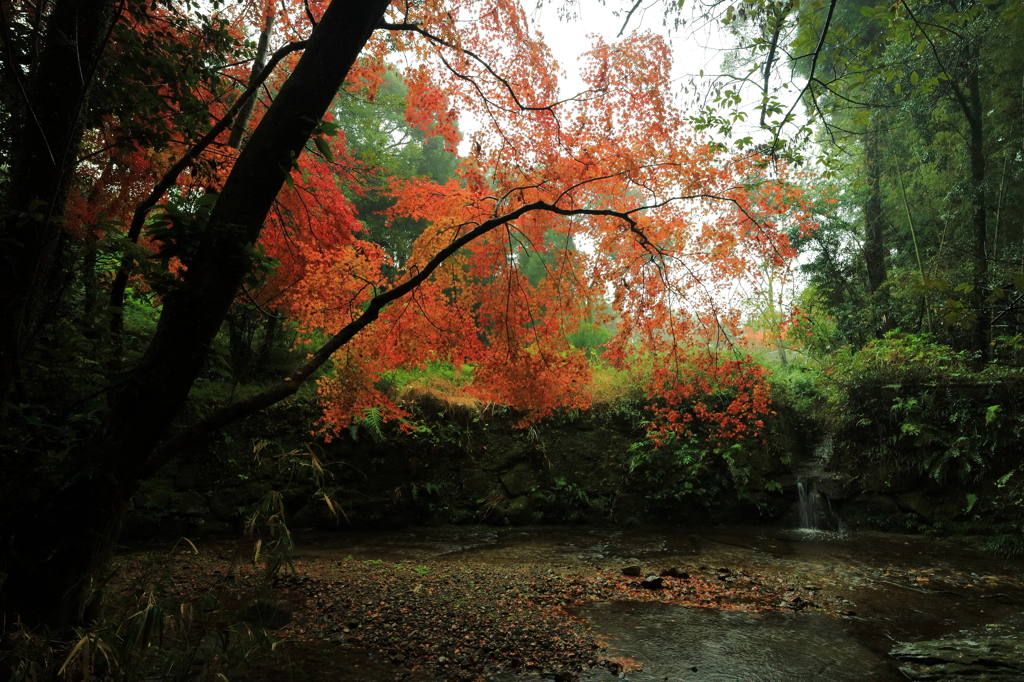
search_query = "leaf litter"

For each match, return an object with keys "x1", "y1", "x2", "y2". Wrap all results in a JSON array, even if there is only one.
[{"x1": 112, "y1": 547, "x2": 863, "y2": 682}]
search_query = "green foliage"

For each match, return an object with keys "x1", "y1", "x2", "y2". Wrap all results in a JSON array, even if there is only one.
[
  {"x1": 821, "y1": 334, "x2": 1024, "y2": 484},
  {"x1": 350, "y1": 406, "x2": 386, "y2": 443},
  {"x1": 532, "y1": 479, "x2": 607, "y2": 522},
  {"x1": 624, "y1": 429, "x2": 758, "y2": 509},
  {"x1": 376, "y1": 361, "x2": 475, "y2": 398},
  {"x1": 515, "y1": 228, "x2": 615, "y2": 357},
  {"x1": 333, "y1": 68, "x2": 459, "y2": 274},
  {"x1": 980, "y1": 533, "x2": 1024, "y2": 559}
]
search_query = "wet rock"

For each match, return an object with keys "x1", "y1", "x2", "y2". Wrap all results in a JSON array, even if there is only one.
[
  {"x1": 238, "y1": 599, "x2": 293, "y2": 630},
  {"x1": 621, "y1": 565, "x2": 642, "y2": 577},
  {"x1": 860, "y1": 463, "x2": 923, "y2": 494},
  {"x1": 500, "y1": 463, "x2": 541, "y2": 498},
  {"x1": 504, "y1": 495, "x2": 533, "y2": 525},
  {"x1": 459, "y1": 469, "x2": 495, "y2": 500},
  {"x1": 839, "y1": 493, "x2": 907, "y2": 531},
  {"x1": 896, "y1": 491, "x2": 960, "y2": 525},
  {"x1": 892, "y1": 634, "x2": 1024, "y2": 680},
  {"x1": 209, "y1": 484, "x2": 268, "y2": 523},
  {"x1": 640, "y1": 575, "x2": 664, "y2": 590},
  {"x1": 290, "y1": 502, "x2": 340, "y2": 529},
  {"x1": 660, "y1": 567, "x2": 689, "y2": 579}
]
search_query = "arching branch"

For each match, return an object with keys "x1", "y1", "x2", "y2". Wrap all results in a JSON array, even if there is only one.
[{"x1": 149, "y1": 199, "x2": 662, "y2": 464}]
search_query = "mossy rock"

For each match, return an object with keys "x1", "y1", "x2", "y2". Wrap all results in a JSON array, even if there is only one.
[{"x1": 501, "y1": 462, "x2": 541, "y2": 498}]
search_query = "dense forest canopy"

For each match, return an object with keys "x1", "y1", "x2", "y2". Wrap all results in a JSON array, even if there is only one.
[
  {"x1": 693, "y1": 0, "x2": 1024, "y2": 358},
  {"x1": 1, "y1": 0, "x2": 1022, "y2": 642}
]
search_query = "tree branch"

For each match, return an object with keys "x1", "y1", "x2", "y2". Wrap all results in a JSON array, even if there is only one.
[
  {"x1": 768, "y1": 0, "x2": 836, "y2": 153},
  {"x1": 107, "y1": 38, "x2": 308, "y2": 329},
  {"x1": 899, "y1": 0, "x2": 980, "y2": 133},
  {"x1": 618, "y1": 0, "x2": 644, "y2": 38},
  {"x1": 759, "y1": 9, "x2": 785, "y2": 128},
  {"x1": 148, "y1": 201, "x2": 652, "y2": 464},
  {"x1": 379, "y1": 19, "x2": 566, "y2": 114}
]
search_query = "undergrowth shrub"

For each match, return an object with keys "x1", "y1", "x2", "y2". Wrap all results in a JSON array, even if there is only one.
[
  {"x1": 821, "y1": 333, "x2": 1024, "y2": 486},
  {"x1": 2, "y1": 543, "x2": 281, "y2": 682}
]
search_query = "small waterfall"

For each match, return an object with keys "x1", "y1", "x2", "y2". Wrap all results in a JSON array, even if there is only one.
[
  {"x1": 796, "y1": 480, "x2": 843, "y2": 531},
  {"x1": 794, "y1": 435, "x2": 846, "y2": 532}
]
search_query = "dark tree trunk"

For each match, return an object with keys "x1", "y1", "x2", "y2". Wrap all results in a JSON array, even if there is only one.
[
  {"x1": 863, "y1": 123, "x2": 892, "y2": 335},
  {"x1": 0, "y1": 0, "x2": 391, "y2": 630},
  {"x1": 965, "y1": 56, "x2": 988, "y2": 362},
  {"x1": 229, "y1": 12, "x2": 276, "y2": 149},
  {"x1": 0, "y1": 0, "x2": 119, "y2": 403}
]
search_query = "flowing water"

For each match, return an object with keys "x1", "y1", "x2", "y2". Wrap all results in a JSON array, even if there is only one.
[
  {"x1": 286, "y1": 525, "x2": 1024, "y2": 681},
  {"x1": 796, "y1": 481, "x2": 844, "y2": 531},
  {"x1": 794, "y1": 435, "x2": 847, "y2": 532}
]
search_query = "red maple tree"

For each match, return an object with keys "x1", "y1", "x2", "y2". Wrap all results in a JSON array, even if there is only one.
[{"x1": 0, "y1": 0, "x2": 817, "y2": 628}]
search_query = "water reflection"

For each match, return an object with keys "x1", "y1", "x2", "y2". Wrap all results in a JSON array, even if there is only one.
[
  {"x1": 578, "y1": 600, "x2": 892, "y2": 681},
  {"x1": 287, "y1": 525, "x2": 1024, "y2": 681}
]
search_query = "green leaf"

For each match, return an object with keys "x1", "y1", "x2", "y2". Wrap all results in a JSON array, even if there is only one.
[
  {"x1": 910, "y1": 71, "x2": 919, "y2": 85},
  {"x1": 985, "y1": 404, "x2": 1002, "y2": 425},
  {"x1": 313, "y1": 136, "x2": 335, "y2": 163}
]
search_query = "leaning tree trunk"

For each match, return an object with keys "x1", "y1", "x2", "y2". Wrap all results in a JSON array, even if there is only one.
[{"x1": 0, "y1": 0, "x2": 392, "y2": 630}]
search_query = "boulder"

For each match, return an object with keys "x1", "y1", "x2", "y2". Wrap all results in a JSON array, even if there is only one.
[
  {"x1": 838, "y1": 493, "x2": 909, "y2": 530},
  {"x1": 892, "y1": 616, "x2": 1024, "y2": 681},
  {"x1": 459, "y1": 469, "x2": 496, "y2": 501},
  {"x1": 660, "y1": 567, "x2": 689, "y2": 579},
  {"x1": 501, "y1": 462, "x2": 541, "y2": 498},
  {"x1": 504, "y1": 495, "x2": 533, "y2": 525}
]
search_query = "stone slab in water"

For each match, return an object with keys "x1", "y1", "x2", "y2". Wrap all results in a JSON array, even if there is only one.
[{"x1": 892, "y1": 614, "x2": 1024, "y2": 681}]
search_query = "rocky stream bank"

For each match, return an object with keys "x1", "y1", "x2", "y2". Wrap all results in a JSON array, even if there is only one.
[
  {"x1": 126, "y1": 397, "x2": 1024, "y2": 551},
  {"x1": 119, "y1": 526, "x2": 1024, "y2": 681}
]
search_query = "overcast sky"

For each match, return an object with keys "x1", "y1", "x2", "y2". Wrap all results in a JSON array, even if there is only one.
[{"x1": 529, "y1": 1, "x2": 726, "y2": 102}]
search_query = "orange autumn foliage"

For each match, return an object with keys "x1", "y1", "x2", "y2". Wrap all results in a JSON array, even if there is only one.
[{"x1": 71, "y1": 0, "x2": 816, "y2": 442}]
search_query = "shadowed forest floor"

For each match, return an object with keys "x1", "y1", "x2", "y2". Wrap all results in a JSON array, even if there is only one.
[{"x1": 111, "y1": 527, "x2": 1024, "y2": 681}]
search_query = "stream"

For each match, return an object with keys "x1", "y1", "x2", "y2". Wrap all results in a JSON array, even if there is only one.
[{"x1": 283, "y1": 525, "x2": 1024, "y2": 681}]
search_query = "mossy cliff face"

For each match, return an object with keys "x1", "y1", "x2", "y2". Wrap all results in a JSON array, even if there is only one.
[
  {"x1": 125, "y1": 396, "x2": 799, "y2": 540},
  {"x1": 125, "y1": 373, "x2": 1024, "y2": 554}
]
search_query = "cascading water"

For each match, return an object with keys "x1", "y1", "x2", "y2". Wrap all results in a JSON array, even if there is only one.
[
  {"x1": 797, "y1": 480, "x2": 844, "y2": 531},
  {"x1": 795, "y1": 435, "x2": 846, "y2": 532}
]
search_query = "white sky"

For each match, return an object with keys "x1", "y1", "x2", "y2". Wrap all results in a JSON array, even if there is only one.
[
  {"x1": 529, "y1": 1, "x2": 722, "y2": 96},
  {"x1": 455, "y1": 1, "x2": 797, "y2": 156},
  {"x1": 449, "y1": 2, "x2": 812, "y2": 323}
]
